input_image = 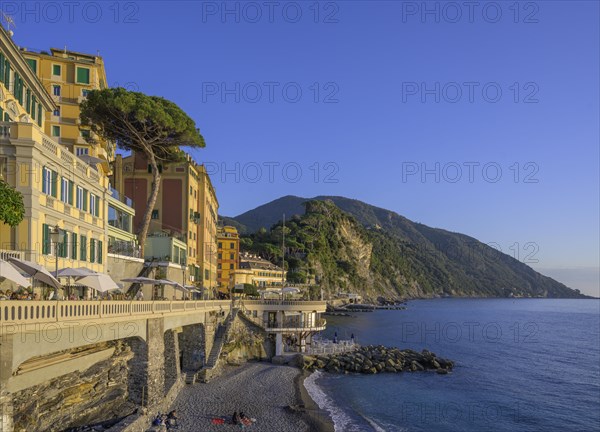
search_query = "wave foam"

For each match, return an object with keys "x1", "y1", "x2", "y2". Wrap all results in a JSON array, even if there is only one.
[{"x1": 304, "y1": 371, "x2": 363, "y2": 432}]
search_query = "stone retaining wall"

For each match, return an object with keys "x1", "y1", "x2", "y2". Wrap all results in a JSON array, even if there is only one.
[{"x1": 12, "y1": 341, "x2": 135, "y2": 432}]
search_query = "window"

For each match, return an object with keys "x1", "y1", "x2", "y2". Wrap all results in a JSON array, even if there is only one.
[
  {"x1": 61, "y1": 231, "x2": 69, "y2": 259},
  {"x1": 52, "y1": 85, "x2": 61, "y2": 96},
  {"x1": 151, "y1": 209, "x2": 159, "y2": 219},
  {"x1": 26, "y1": 89, "x2": 31, "y2": 113},
  {"x1": 42, "y1": 167, "x2": 57, "y2": 197},
  {"x1": 52, "y1": 64, "x2": 61, "y2": 76},
  {"x1": 80, "y1": 235, "x2": 87, "y2": 261},
  {"x1": 42, "y1": 167, "x2": 52, "y2": 195},
  {"x1": 53, "y1": 106, "x2": 60, "y2": 117},
  {"x1": 76, "y1": 186, "x2": 84, "y2": 210},
  {"x1": 90, "y1": 194, "x2": 97, "y2": 216},
  {"x1": 76, "y1": 147, "x2": 89, "y2": 156},
  {"x1": 90, "y1": 239, "x2": 96, "y2": 262},
  {"x1": 76, "y1": 67, "x2": 90, "y2": 84},
  {"x1": 60, "y1": 178, "x2": 69, "y2": 204},
  {"x1": 51, "y1": 126, "x2": 60, "y2": 137},
  {"x1": 72, "y1": 233, "x2": 78, "y2": 259},
  {"x1": 26, "y1": 58, "x2": 37, "y2": 73},
  {"x1": 41, "y1": 224, "x2": 50, "y2": 255}
]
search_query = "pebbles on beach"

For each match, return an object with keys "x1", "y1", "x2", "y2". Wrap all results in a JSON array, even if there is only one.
[{"x1": 167, "y1": 363, "x2": 312, "y2": 432}]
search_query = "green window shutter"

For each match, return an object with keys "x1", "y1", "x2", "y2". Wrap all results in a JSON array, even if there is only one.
[
  {"x1": 42, "y1": 223, "x2": 48, "y2": 255},
  {"x1": 90, "y1": 239, "x2": 95, "y2": 263},
  {"x1": 76, "y1": 67, "x2": 90, "y2": 84},
  {"x1": 68, "y1": 181, "x2": 74, "y2": 205},
  {"x1": 62, "y1": 232, "x2": 69, "y2": 258},
  {"x1": 0, "y1": 54, "x2": 4, "y2": 83},
  {"x1": 4, "y1": 62, "x2": 10, "y2": 89},
  {"x1": 26, "y1": 59, "x2": 36, "y2": 73},
  {"x1": 98, "y1": 240, "x2": 103, "y2": 264},
  {"x1": 83, "y1": 190, "x2": 88, "y2": 211},
  {"x1": 42, "y1": 168, "x2": 47, "y2": 194},
  {"x1": 80, "y1": 235, "x2": 87, "y2": 261},
  {"x1": 51, "y1": 171, "x2": 57, "y2": 197},
  {"x1": 72, "y1": 233, "x2": 77, "y2": 259}
]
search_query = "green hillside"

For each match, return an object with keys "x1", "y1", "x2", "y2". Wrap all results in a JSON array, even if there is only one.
[{"x1": 227, "y1": 196, "x2": 587, "y2": 300}]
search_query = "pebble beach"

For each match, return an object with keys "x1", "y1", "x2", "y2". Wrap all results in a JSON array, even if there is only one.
[{"x1": 166, "y1": 362, "x2": 334, "y2": 432}]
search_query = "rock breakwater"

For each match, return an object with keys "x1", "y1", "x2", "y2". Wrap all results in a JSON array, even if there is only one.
[{"x1": 296, "y1": 345, "x2": 454, "y2": 375}]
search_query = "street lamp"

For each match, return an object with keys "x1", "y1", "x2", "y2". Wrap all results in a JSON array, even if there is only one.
[{"x1": 49, "y1": 225, "x2": 64, "y2": 300}]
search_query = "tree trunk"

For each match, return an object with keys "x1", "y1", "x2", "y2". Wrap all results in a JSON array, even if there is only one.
[{"x1": 137, "y1": 151, "x2": 161, "y2": 254}]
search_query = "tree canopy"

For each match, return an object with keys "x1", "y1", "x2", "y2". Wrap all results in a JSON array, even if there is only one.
[
  {"x1": 0, "y1": 180, "x2": 25, "y2": 227},
  {"x1": 79, "y1": 88, "x2": 206, "y2": 252}
]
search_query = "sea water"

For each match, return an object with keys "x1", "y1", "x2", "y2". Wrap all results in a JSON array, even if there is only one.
[{"x1": 304, "y1": 299, "x2": 600, "y2": 432}]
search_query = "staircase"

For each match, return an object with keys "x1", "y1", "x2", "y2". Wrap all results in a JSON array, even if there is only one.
[
  {"x1": 206, "y1": 309, "x2": 236, "y2": 367},
  {"x1": 196, "y1": 308, "x2": 237, "y2": 383}
]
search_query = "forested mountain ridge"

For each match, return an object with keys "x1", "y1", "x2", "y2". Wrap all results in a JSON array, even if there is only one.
[{"x1": 223, "y1": 196, "x2": 588, "y2": 300}]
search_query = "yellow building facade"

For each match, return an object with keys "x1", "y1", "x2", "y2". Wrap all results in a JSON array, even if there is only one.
[
  {"x1": 238, "y1": 252, "x2": 287, "y2": 288},
  {"x1": 0, "y1": 26, "x2": 109, "y2": 275},
  {"x1": 121, "y1": 152, "x2": 219, "y2": 289},
  {"x1": 21, "y1": 48, "x2": 113, "y2": 173},
  {"x1": 217, "y1": 225, "x2": 239, "y2": 294}
]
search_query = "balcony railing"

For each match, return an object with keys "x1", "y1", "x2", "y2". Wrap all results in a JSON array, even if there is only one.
[
  {"x1": 242, "y1": 313, "x2": 326, "y2": 331},
  {"x1": 109, "y1": 186, "x2": 134, "y2": 207},
  {"x1": 0, "y1": 299, "x2": 231, "y2": 326},
  {"x1": 0, "y1": 249, "x2": 25, "y2": 261}
]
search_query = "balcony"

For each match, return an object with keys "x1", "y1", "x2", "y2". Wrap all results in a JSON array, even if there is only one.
[
  {"x1": 241, "y1": 312, "x2": 326, "y2": 332},
  {"x1": 109, "y1": 186, "x2": 134, "y2": 207}
]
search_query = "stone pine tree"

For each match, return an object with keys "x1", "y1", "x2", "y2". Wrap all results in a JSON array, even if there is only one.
[
  {"x1": 79, "y1": 88, "x2": 206, "y2": 252},
  {"x1": 0, "y1": 180, "x2": 25, "y2": 227}
]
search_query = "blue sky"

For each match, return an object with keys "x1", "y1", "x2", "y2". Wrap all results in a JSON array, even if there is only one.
[{"x1": 8, "y1": 1, "x2": 599, "y2": 295}]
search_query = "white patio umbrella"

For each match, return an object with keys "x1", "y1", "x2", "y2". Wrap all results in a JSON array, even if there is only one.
[
  {"x1": 157, "y1": 279, "x2": 186, "y2": 290},
  {"x1": 76, "y1": 273, "x2": 120, "y2": 293},
  {"x1": 54, "y1": 267, "x2": 96, "y2": 278},
  {"x1": 0, "y1": 259, "x2": 32, "y2": 288},
  {"x1": 8, "y1": 257, "x2": 62, "y2": 290}
]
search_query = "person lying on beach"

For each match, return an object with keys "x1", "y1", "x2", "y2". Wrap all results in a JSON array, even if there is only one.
[{"x1": 239, "y1": 413, "x2": 255, "y2": 427}]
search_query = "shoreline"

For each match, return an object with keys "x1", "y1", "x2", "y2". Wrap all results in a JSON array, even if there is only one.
[{"x1": 294, "y1": 369, "x2": 335, "y2": 432}]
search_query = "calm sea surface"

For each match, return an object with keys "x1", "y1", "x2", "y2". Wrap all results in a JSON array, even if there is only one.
[{"x1": 305, "y1": 299, "x2": 600, "y2": 432}]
